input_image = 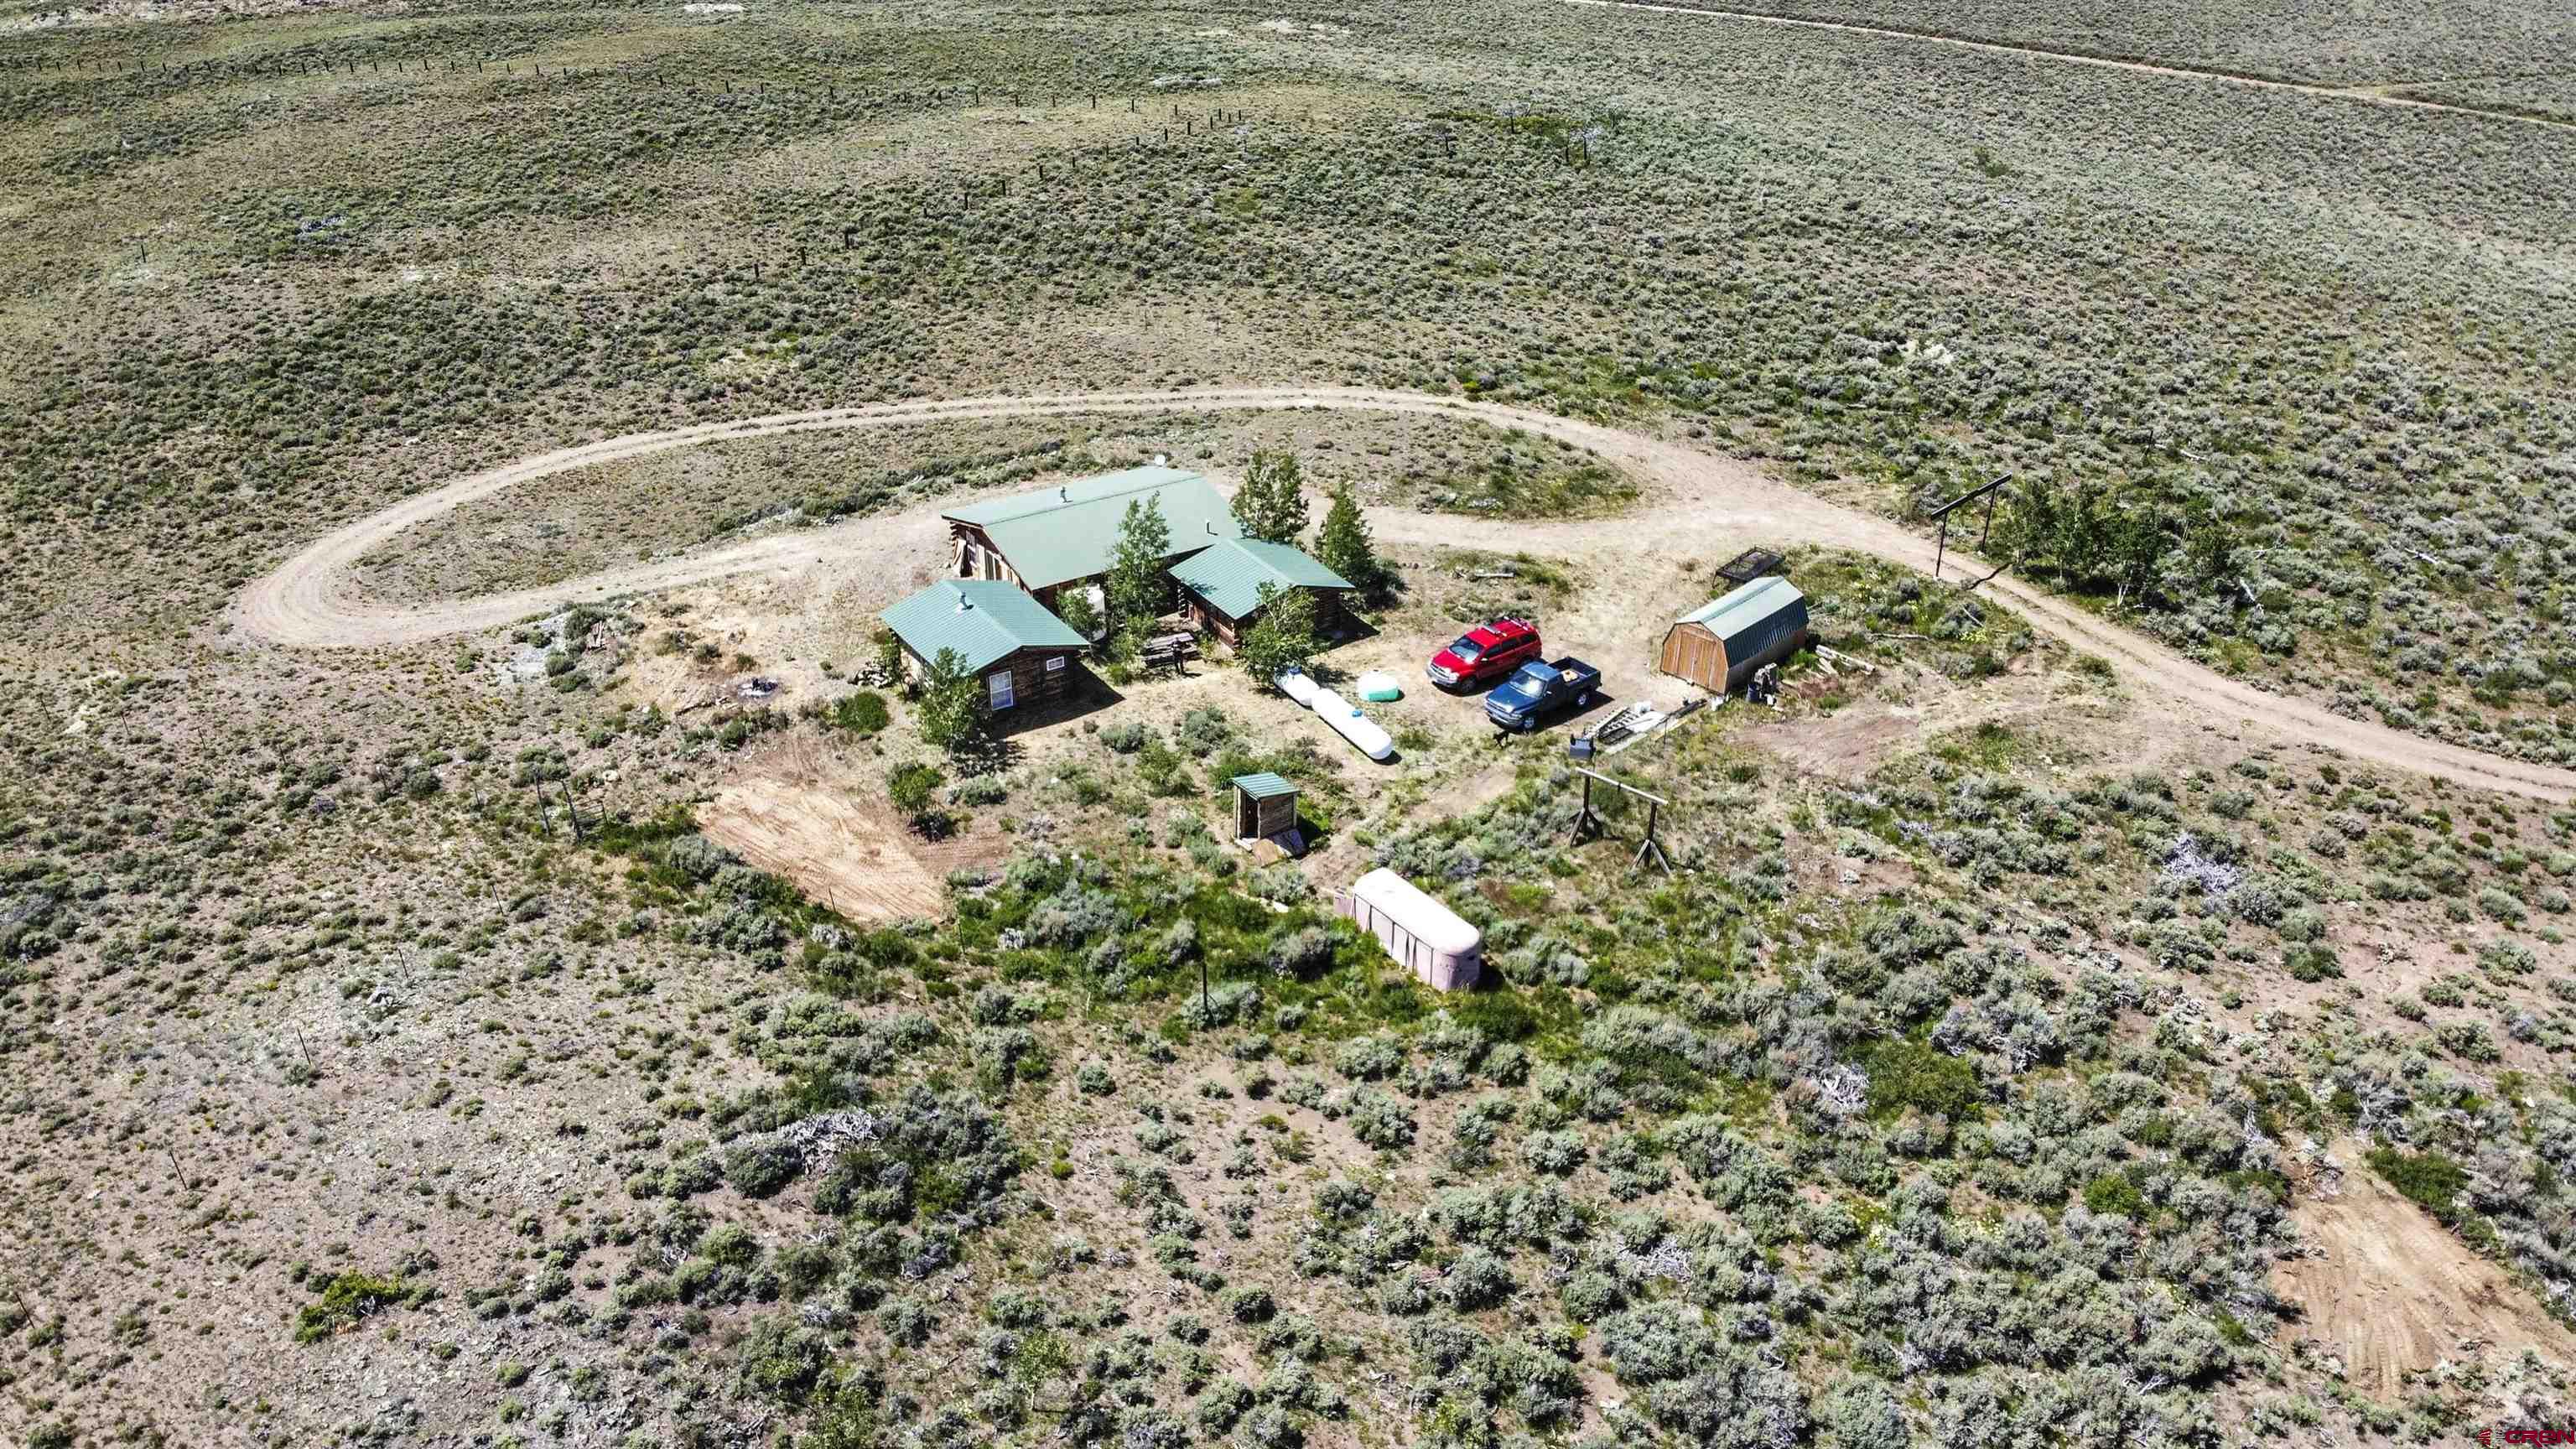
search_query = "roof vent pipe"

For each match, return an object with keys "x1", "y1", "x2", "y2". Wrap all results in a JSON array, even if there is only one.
[
  {"x1": 1059, "y1": 486, "x2": 1068, "y2": 501},
  {"x1": 956, "y1": 595, "x2": 974, "y2": 612}
]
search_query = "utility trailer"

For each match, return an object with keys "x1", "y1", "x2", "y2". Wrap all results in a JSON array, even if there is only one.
[{"x1": 1338, "y1": 869, "x2": 1482, "y2": 990}]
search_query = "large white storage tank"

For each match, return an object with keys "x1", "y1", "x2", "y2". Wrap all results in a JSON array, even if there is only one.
[
  {"x1": 1340, "y1": 869, "x2": 1482, "y2": 991},
  {"x1": 1306, "y1": 688, "x2": 1394, "y2": 762}
]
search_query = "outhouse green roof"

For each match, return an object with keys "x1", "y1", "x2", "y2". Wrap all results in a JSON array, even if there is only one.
[
  {"x1": 1169, "y1": 538, "x2": 1353, "y2": 620},
  {"x1": 1230, "y1": 772, "x2": 1298, "y2": 800},
  {"x1": 880, "y1": 579, "x2": 1088, "y2": 675}
]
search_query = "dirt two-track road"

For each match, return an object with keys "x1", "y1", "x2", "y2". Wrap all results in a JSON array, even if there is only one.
[{"x1": 233, "y1": 386, "x2": 2576, "y2": 803}]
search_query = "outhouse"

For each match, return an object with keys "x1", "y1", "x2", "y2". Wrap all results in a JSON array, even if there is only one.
[{"x1": 1231, "y1": 772, "x2": 1300, "y2": 845}]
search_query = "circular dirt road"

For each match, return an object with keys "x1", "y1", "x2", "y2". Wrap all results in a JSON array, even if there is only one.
[{"x1": 233, "y1": 385, "x2": 2576, "y2": 802}]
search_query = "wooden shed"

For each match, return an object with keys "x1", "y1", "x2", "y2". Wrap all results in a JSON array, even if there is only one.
[
  {"x1": 1659, "y1": 576, "x2": 1811, "y2": 694},
  {"x1": 1231, "y1": 772, "x2": 1300, "y2": 844}
]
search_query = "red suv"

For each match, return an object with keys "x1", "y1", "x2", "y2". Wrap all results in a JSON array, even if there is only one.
[{"x1": 1428, "y1": 617, "x2": 1541, "y2": 691}]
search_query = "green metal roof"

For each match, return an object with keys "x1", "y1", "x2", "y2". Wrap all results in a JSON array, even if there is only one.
[
  {"x1": 943, "y1": 466, "x2": 1239, "y2": 591},
  {"x1": 1230, "y1": 772, "x2": 1298, "y2": 800},
  {"x1": 1677, "y1": 575, "x2": 1806, "y2": 641},
  {"x1": 880, "y1": 579, "x2": 1088, "y2": 675},
  {"x1": 1169, "y1": 538, "x2": 1354, "y2": 620}
]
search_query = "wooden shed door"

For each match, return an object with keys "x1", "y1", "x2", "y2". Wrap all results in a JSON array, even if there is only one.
[{"x1": 1669, "y1": 626, "x2": 1726, "y2": 689}]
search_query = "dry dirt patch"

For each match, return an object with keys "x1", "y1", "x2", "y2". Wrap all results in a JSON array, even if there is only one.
[
  {"x1": 2277, "y1": 1149, "x2": 2576, "y2": 1398},
  {"x1": 1743, "y1": 658, "x2": 2129, "y2": 782},
  {"x1": 698, "y1": 743, "x2": 949, "y2": 923}
]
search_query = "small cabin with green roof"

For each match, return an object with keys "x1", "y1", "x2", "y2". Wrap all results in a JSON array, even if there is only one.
[
  {"x1": 1170, "y1": 537, "x2": 1355, "y2": 645},
  {"x1": 880, "y1": 579, "x2": 1090, "y2": 721}
]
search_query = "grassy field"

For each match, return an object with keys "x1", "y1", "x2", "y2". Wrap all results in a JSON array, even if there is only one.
[
  {"x1": 6, "y1": 0, "x2": 2576, "y2": 1445},
  {"x1": 2394, "y1": 72, "x2": 2576, "y2": 122},
  {"x1": 350, "y1": 415, "x2": 1118, "y2": 604},
  {"x1": 1643, "y1": 0, "x2": 2576, "y2": 85}
]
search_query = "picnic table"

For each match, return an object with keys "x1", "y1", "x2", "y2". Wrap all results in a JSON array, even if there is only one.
[{"x1": 1140, "y1": 631, "x2": 1199, "y2": 672}]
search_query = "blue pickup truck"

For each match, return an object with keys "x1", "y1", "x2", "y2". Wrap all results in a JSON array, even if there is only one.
[{"x1": 1485, "y1": 657, "x2": 1601, "y2": 732}]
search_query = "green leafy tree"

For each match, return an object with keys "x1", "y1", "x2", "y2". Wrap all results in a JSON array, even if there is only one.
[
  {"x1": 886, "y1": 761, "x2": 945, "y2": 815},
  {"x1": 1106, "y1": 496, "x2": 1173, "y2": 628},
  {"x1": 2053, "y1": 487, "x2": 2109, "y2": 586},
  {"x1": 915, "y1": 647, "x2": 987, "y2": 756},
  {"x1": 2108, "y1": 509, "x2": 2172, "y2": 606},
  {"x1": 2184, "y1": 501, "x2": 2241, "y2": 595},
  {"x1": 1316, "y1": 481, "x2": 1380, "y2": 595},
  {"x1": 2002, "y1": 477, "x2": 2060, "y2": 570},
  {"x1": 1054, "y1": 586, "x2": 1102, "y2": 640},
  {"x1": 886, "y1": 761, "x2": 955, "y2": 837},
  {"x1": 1231, "y1": 450, "x2": 1310, "y2": 543},
  {"x1": 1237, "y1": 582, "x2": 1320, "y2": 683},
  {"x1": 828, "y1": 690, "x2": 889, "y2": 735}
]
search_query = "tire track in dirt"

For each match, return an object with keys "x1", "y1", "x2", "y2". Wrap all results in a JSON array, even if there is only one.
[
  {"x1": 1560, "y1": 0, "x2": 2576, "y2": 132},
  {"x1": 231, "y1": 385, "x2": 2576, "y2": 802},
  {"x1": 2277, "y1": 1151, "x2": 2576, "y2": 1397}
]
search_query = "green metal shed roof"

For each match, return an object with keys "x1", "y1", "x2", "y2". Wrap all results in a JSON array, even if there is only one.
[
  {"x1": 943, "y1": 466, "x2": 1239, "y2": 591},
  {"x1": 880, "y1": 579, "x2": 1088, "y2": 675},
  {"x1": 1169, "y1": 538, "x2": 1354, "y2": 620},
  {"x1": 1677, "y1": 575, "x2": 1806, "y2": 642},
  {"x1": 1230, "y1": 772, "x2": 1298, "y2": 800}
]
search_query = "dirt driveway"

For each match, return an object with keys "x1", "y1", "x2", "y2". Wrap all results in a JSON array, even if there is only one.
[{"x1": 231, "y1": 385, "x2": 2576, "y2": 802}]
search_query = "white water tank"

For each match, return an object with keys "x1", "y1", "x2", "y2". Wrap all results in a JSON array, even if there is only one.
[
  {"x1": 1274, "y1": 667, "x2": 1320, "y2": 707},
  {"x1": 1307, "y1": 688, "x2": 1394, "y2": 762}
]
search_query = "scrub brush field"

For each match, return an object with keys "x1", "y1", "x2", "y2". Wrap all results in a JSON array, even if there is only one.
[{"x1": 5, "y1": 0, "x2": 2576, "y2": 1446}]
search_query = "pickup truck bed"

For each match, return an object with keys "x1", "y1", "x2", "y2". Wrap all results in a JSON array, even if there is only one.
[{"x1": 1485, "y1": 656, "x2": 1600, "y2": 732}]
